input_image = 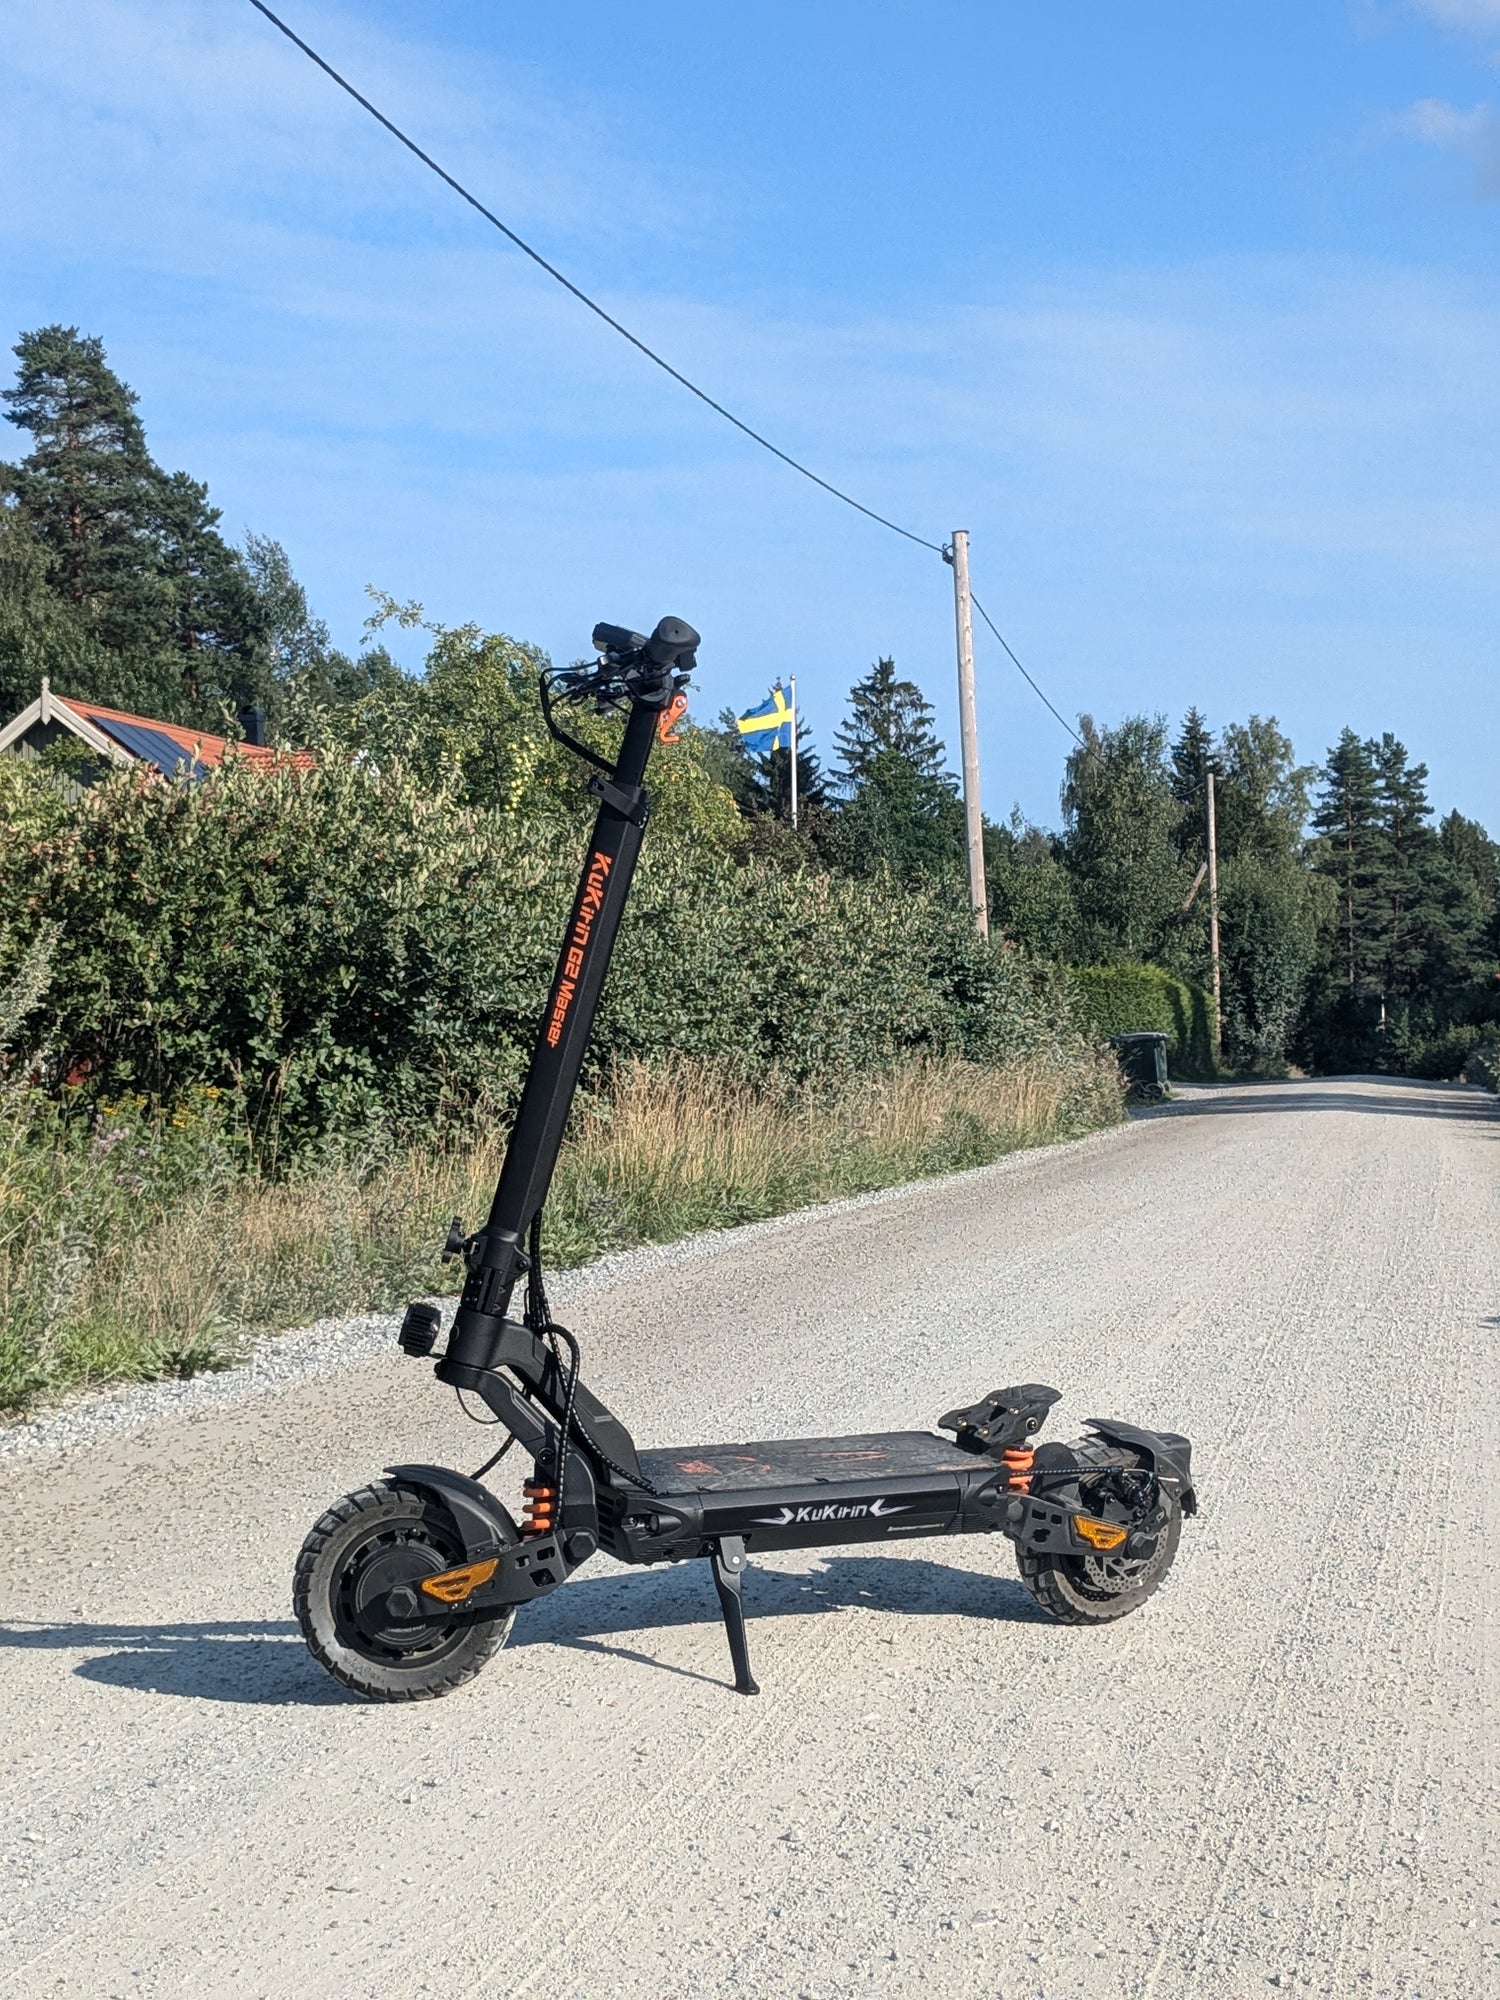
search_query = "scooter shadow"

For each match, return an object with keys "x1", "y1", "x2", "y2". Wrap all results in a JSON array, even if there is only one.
[
  {"x1": 0, "y1": 1555, "x2": 1044, "y2": 1706},
  {"x1": 0, "y1": 1615, "x2": 342, "y2": 1706},
  {"x1": 512, "y1": 1553, "x2": 1049, "y2": 1688},
  {"x1": 520, "y1": 1551, "x2": 1044, "y2": 1649}
]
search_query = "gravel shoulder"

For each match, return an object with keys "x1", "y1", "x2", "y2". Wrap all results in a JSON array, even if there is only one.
[{"x1": 1, "y1": 1076, "x2": 1495, "y2": 1999}]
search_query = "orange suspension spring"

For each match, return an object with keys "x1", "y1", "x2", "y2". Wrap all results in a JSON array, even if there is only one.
[
  {"x1": 522, "y1": 1480, "x2": 557, "y2": 1536},
  {"x1": 1002, "y1": 1445, "x2": 1035, "y2": 1494}
]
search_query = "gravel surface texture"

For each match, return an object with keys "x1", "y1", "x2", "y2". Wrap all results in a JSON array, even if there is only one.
[{"x1": 0, "y1": 1076, "x2": 1495, "y2": 1998}]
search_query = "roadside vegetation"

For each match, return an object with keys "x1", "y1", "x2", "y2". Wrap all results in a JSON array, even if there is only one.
[
  {"x1": 0, "y1": 1035, "x2": 1116, "y2": 1414},
  {"x1": 1, "y1": 324, "x2": 1496, "y2": 1411}
]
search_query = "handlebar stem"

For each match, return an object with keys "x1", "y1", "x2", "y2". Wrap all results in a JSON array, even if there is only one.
[{"x1": 444, "y1": 686, "x2": 669, "y2": 1368}]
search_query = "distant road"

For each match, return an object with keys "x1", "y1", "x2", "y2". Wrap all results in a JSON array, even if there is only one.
[{"x1": 2, "y1": 1077, "x2": 1496, "y2": 1998}]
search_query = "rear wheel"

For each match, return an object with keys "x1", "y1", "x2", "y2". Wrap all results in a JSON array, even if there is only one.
[
  {"x1": 1016, "y1": 1440, "x2": 1182, "y2": 1625},
  {"x1": 294, "y1": 1479, "x2": 516, "y2": 1701}
]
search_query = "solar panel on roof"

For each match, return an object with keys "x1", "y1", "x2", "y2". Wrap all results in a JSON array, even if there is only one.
[{"x1": 93, "y1": 716, "x2": 210, "y2": 782}]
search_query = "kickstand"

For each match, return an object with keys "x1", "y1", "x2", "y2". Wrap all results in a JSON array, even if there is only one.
[{"x1": 709, "y1": 1536, "x2": 760, "y2": 1696}]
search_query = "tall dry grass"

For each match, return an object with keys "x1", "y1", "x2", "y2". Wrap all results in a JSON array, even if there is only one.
[{"x1": 1, "y1": 1050, "x2": 1121, "y2": 1416}]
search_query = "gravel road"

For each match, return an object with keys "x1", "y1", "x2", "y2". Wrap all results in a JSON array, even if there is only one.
[{"x1": 1, "y1": 1076, "x2": 1496, "y2": 2000}]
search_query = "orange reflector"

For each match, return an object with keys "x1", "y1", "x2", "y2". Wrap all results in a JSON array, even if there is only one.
[
  {"x1": 1073, "y1": 1516, "x2": 1128, "y2": 1552},
  {"x1": 419, "y1": 1557, "x2": 499, "y2": 1604}
]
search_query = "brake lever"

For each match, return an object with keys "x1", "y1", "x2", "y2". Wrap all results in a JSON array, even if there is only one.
[
  {"x1": 538, "y1": 670, "x2": 614, "y2": 773},
  {"x1": 656, "y1": 689, "x2": 689, "y2": 743}
]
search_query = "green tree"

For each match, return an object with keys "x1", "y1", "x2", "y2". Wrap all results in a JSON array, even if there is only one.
[
  {"x1": 1218, "y1": 853, "x2": 1323, "y2": 1071},
  {"x1": 1311, "y1": 729, "x2": 1384, "y2": 995},
  {"x1": 1439, "y1": 810, "x2": 1500, "y2": 912},
  {"x1": 1062, "y1": 714, "x2": 1184, "y2": 962},
  {"x1": 1, "y1": 326, "x2": 270, "y2": 727},
  {"x1": 1376, "y1": 732, "x2": 1448, "y2": 1000},
  {"x1": 745, "y1": 736, "x2": 833, "y2": 829},
  {"x1": 833, "y1": 657, "x2": 948, "y2": 789},
  {"x1": 1438, "y1": 810, "x2": 1500, "y2": 976},
  {"x1": 243, "y1": 533, "x2": 401, "y2": 726},
  {"x1": 985, "y1": 813, "x2": 1081, "y2": 960},
  {"x1": 707, "y1": 707, "x2": 832, "y2": 830},
  {"x1": 152, "y1": 470, "x2": 267, "y2": 710},
  {"x1": 1, "y1": 325, "x2": 165, "y2": 657},
  {"x1": 1300, "y1": 728, "x2": 1491, "y2": 1071},
  {"x1": 1199, "y1": 715, "x2": 1319, "y2": 1069},
  {"x1": 1216, "y1": 716, "x2": 1315, "y2": 864},
  {"x1": 833, "y1": 748, "x2": 965, "y2": 889},
  {"x1": 0, "y1": 503, "x2": 115, "y2": 717},
  {"x1": 1169, "y1": 706, "x2": 1216, "y2": 868}
]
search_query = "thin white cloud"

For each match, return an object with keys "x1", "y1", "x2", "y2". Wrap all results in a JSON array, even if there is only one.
[
  {"x1": 1392, "y1": 95, "x2": 1500, "y2": 192},
  {"x1": 1409, "y1": 0, "x2": 1500, "y2": 26},
  {"x1": 0, "y1": 0, "x2": 698, "y2": 262}
]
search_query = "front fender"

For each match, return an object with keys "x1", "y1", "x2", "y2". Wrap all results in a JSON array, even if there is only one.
[
  {"x1": 385, "y1": 1463, "x2": 518, "y2": 1559},
  {"x1": 1082, "y1": 1421, "x2": 1197, "y2": 1516}
]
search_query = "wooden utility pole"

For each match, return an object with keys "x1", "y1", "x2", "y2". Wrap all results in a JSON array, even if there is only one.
[
  {"x1": 948, "y1": 530, "x2": 988, "y2": 938},
  {"x1": 1206, "y1": 768, "x2": 1222, "y2": 1059}
]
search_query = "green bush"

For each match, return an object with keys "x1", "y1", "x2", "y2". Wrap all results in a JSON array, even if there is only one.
[
  {"x1": 1395, "y1": 1019, "x2": 1488, "y2": 1080},
  {"x1": 0, "y1": 752, "x2": 1093, "y2": 1152},
  {"x1": 1463, "y1": 1042, "x2": 1499, "y2": 1093},
  {"x1": 1068, "y1": 963, "x2": 1218, "y2": 1077}
]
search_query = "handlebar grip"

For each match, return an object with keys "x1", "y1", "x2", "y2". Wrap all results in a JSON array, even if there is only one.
[{"x1": 646, "y1": 617, "x2": 701, "y2": 667}]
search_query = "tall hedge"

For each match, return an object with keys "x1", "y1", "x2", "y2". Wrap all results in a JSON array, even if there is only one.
[
  {"x1": 1069, "y1": 963, "x2": 1218, "y2": 1076},
  {"x1": 0, "y1": 754, "x2": 1098, "y2": 1149}
]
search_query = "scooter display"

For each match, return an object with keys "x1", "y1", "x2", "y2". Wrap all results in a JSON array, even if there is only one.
[{"x1": 294, "y1": 616, "x2": 1196, "y2": 1700}]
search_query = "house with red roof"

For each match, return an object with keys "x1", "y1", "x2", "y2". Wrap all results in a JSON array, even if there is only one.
[{"x1": 0, "y1": 680, "x2": 313, "y2": 782}]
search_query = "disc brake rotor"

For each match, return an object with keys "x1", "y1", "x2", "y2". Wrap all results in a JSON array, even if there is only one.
[{"x1": 1080, "y1": 1512, "x2": 1176, "y2": 1592}]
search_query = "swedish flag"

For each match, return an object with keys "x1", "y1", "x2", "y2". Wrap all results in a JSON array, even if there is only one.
[{"x1": 736, "y1": 683, "x2": 793, "y2": 753}]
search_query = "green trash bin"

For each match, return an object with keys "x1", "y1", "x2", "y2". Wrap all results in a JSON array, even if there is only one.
[{"x1": 1110, "y1": 1031, "x2": 1169, "y2": 1101}]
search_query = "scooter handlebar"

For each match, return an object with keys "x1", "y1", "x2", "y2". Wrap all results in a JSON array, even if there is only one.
[{"x1": 591, "y1": 617, "x2": 701, "y2": 673}]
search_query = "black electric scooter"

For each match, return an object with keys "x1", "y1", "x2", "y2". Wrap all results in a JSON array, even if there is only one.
[{"x1": 294, "y1": 616, "x2": 1196, "y2": 1701}]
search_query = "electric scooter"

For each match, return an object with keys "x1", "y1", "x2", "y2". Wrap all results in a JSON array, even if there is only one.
[{"x1": 294, "y1": 616, "x2": 1196, "y2": 1701}]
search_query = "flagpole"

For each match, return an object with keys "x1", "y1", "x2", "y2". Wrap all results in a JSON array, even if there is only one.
[{"x1": 789, "y1": 676, "x2": 799, "y2": 831}]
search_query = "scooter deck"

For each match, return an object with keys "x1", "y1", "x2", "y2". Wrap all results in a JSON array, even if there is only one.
[
  {"x1": 594, "y1": 1429, "x2": 1007, "y2": 1564},
  {"x1": 639, "y1": 1430, "x2": 978, "y2": 1492}
]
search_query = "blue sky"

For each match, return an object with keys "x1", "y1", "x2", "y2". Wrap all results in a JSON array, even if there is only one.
[{"x1": 4, "y1": 0, "x2": 1499, "y2": 828}]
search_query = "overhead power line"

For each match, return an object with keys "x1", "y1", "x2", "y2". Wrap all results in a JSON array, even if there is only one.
[
  {"x1": 246, "y1": 0, "x2": 939, "y2": 555},
  {"x1": 246, "y1": 0, "x2": 1080, "y2": 740},
  {"x1": 970, "y1": 591, "x2": 1082, "y2": 745}
]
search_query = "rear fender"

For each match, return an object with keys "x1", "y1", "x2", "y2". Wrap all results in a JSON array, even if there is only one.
[{"x1": 1081, "y1": 1421, "x2": 1197, "y2": 1516}]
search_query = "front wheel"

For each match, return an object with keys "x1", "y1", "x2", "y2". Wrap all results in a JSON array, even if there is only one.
[
  {"x1": 294, "y1": 1479, "x2": 517, "y2": 1701},
  {"x1": 1016, "y1": 1440, "x2": 1182, "y2": 1625}
]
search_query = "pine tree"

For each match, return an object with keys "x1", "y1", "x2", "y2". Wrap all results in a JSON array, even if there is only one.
[
  {"x1": 1169, "y1": 707, "x2": 1216, "y2": 866},
  {"x1": 152, "y1": 470, "x2": 266, "y2": 709},
  {"x1": 1439, "y1": 810, "x2": 1500, "y2": 907},
  {"x1": 2, "y1": 326, "x2": 272, "y2": 725},
  {"x1": 1312, "y1": 729, "x2": 1384, "y2": 993},
  {"x1": 1371, "y1": 733, "x2": 1445, "y2": 1001},
  {"x1": 833, "y1": 657, "x2": 950, "y2": 790},
  {"x1": 833, "y1": 747, "x2": 965, "y2": 889},
  {"x1": 743, "y1": 734, "x2": 832, "y2": 826},
  {"x1": 0, "y1": 500, "x2": 115, "y2": 716},
  {"x1": 2, "y1": 325, "x2": 169, "y2": 658},
  {"x1": 1438, "y1": 811, "x2": 1500, "y2": 976}
]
